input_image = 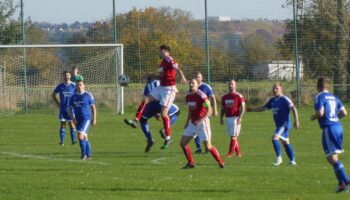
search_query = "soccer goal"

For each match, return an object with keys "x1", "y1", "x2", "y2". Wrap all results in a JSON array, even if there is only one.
[{"x1": 0, "y1": 43, "x2": 124, "y2": 115}]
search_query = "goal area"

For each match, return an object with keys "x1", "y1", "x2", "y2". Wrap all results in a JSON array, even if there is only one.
[{"x1": 0, "y1": 44, "x2": 124, "y2": 115}]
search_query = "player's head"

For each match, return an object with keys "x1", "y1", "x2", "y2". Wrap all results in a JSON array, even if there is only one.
[
  {"x1": 63, "y1": 71, "x2": 71, "y2": 82},
  {"x1": 272, "y1": 83, "x2": 282, "y2": 96},
  {"x1": 76, "y1": 80, "x2": 85, "y2": 93},
  {"x1": 317, "y1": 77, "x2": 328, "y2": 92},
  {"x1": 189, "y1": 78, "x2": 198, "y2": 92},
  {"x1": 228, "y1": 79, "x2": 236, "y2": 92},
  {"x1": 72, "y1": 64, "x2": 79, "y2": 74},
  {"x1": 194, "y1": 71, "x2": 203, "y2": 84},
  {"x1": 159, "y1": 44, "x2": 171, "y2": 58}
]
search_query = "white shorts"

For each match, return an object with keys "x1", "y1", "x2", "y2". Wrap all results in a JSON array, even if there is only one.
[
  {"x1": 226, "y1": 117, "x2": 241, "y2": 137},
  {"x1": 149, "y1": 86, "x2": 177, "y2": 108},
  {"x1": 183, "y1": 118, "x2": 211, "y2": 142}
]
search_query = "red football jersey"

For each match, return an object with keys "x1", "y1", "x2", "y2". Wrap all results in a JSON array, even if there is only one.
[
  {"x1": 186, "y1": 90, "x2": 209, "y2": 123},
  {"x1": 221, "y1": 92, "x2": 245, "y2": 117},
  {"x1": 159, "y1": 56, "x2": 178, "y2": 86}
]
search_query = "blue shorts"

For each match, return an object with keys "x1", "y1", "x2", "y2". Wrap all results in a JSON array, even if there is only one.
[
  {"x1": 322, "y1": 124, "x2": 344, "y2": 157},
  {"x1": 274, "y1": 123, "x2": 290, "y2": 141},
  {"x1": 59, "y1": 108, "x2": 72, "y2": 122},
  {"x1": 76, "y1": 119, "x2": 91, "y2": 135}
]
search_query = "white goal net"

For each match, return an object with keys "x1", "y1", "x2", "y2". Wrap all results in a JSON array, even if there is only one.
[{"x1": 0, "y1": 44, "x2": 124, "y2": 115}]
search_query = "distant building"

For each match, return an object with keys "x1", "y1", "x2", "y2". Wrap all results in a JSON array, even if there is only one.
[
  {"x1": 252, "y1": 60, "x2": 303, "y2": 81},
  {"x1": 209, "y1": 16, "x2": 232, "y2": 22}
]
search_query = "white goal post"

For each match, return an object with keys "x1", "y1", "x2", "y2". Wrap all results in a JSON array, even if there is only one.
[{"x1": 0, "y1": 43, "x2": 124, "y2": 115}]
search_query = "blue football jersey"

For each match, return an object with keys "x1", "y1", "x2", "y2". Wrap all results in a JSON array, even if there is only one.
[
  {"x1": 54, "y1": 82, "x2": 76, "y2": 110},
  {"x1": 144, "y1": 79, "x2": 160, "y2": 96},
  {"x1": 264, "y1": 95, "x2": 294, "y2": 127},
  {"x1": 314, "y1": 92, "x2": 344, "y2": 128},
  {"x1": 199, "y1": 82, "x2": 214, "y2": 97},
  {"x1": 70, "y1": 92, "x2": 95, "y2": 120}
]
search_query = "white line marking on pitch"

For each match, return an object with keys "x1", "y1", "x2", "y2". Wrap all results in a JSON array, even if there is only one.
[
  {"x1": 0, "y1": 151, "x2": 111, "y2": 166},
  {"x1": 152, "y1": 157, "x2": 166, "y2": 164}
]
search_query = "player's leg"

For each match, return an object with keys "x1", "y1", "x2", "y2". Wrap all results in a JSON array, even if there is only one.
[
  {"x1": 159, "y1": 111, "x2": 179, "y2": 139},
  {"x1": 124, "y1": 95, "x2": 156, "y2": 128},
  {"x1": 226, "y1": 117, "x2": 240, "y2": 158},
  {"x1": 194, "y1": 136, "x2": 202, "y2": 154},
  {"x1": 323, "y1": 126, "x2": 350, "y2": 192},
  {"x1": 180, "y1": 135, "x2": 195, "y2": 169},
  {"x1": 68, "y1": 121, "x2": 77, "y2": 144},
  {"x1": 272, "y1": 127, "x2": 284, "y2": 166},
  {"x1": 59, "y1": 121, "x2": 66, "y2": 146},
  {"x1": 281, "y1": 139, "x2": 296, "y2": 165},
  {"x1": 140, "y1": 117, "x2": 155, "y2": 153},
  {"x1": 200, "y1": 118, "x2": 224, "y2": 168},
  {"x1": 160, "y1": 106, "x2": 172, "y2": 149},
  {"x1": 77, "y1": 119, "x2": 91, "y2": 159}
]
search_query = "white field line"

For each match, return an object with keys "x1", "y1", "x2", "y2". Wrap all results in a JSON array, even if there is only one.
[
  {"x1": 152, "y1": 157, "x2": 166, "y2": 164},
  {"x1": 0, "y1": 151, "x2": 110, "y2": 166}
]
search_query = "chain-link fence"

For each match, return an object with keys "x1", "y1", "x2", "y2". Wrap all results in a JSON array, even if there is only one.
[{"x1": 1, "y1": 0, "x2": 349, "y2": 114}]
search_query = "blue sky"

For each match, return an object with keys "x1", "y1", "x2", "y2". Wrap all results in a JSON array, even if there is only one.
[{"x1": 20, "y1": 0, "x2": 292, "y2": 23}]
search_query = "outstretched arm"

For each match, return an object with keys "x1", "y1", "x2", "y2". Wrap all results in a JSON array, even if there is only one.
[
  {"x1": 246, "y1": 106, "x2": 265, "y2": 112},
  {"x1": 176, "y1": 67, "x2": 187, "y2": 84}
]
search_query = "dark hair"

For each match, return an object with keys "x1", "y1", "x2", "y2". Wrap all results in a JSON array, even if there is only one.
[
  {"x1": 76, "y1": 79, "x2": 84, "y2": 84},
  {"x1": 160, "y1": 44, "x2": 171, "y2": 52},
  {"x1": 63, "y1": 70, "x2": 70, "y2": 75},
  {"x1": 72, "y1": 64, "x2": 79, "y2": 70},
  {"x1": 317, "y1": 77, "x2": 328, "y2": 90}
]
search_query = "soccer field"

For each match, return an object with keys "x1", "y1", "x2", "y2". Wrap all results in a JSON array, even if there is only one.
[{"x1": 0, "y1": 106, "x2": 350, "y2": 200}]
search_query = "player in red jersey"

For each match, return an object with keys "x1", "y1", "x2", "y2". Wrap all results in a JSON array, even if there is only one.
[
  {"x1": 124, "y1": 44, "x2": 187, "y2": 149},
  {"x1": 180, "y1": 79, "x2": 224, "y2": 169},
  {"x1": 220, "y1": 80, "x2": 245, "y2": 158}
]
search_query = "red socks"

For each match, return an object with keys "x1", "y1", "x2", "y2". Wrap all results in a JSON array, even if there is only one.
[
  {"x1": 182, "y1": 145, "x2": 194, "y2": 164},
  {"x1": 135, "y1": 101, "x2": 147, "y2": 121},
  {"x1": 210, "y1": 146, "x2": 224, "y2": 164},
  {"x1": 162, "y1": 115, "x2": 171, "y2": 139}
]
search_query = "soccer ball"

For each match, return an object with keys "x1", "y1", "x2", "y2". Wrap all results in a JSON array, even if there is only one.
[{"x1": 118, "y1": 74, "x2": 130, "y2": 86}]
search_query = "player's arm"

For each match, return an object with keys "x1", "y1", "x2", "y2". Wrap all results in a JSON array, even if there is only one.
[
  {"x1": 175, "y1": 67, "x2": 187, "y2": 84},
  {"x1": 68, "y1": 106, "x2": 77, "y2": 125},
  {"x1": 238, "y1": 102, "x2": 246, "y2": 124},
  {"x1": 184, "y1": 110, "x2": 190, "y2": 128},
  {"x1": 310, "y1": 108, "x2": 324, "y2": 121},
  {"x1": 220, "y1": 107, "x2": 225, "y2": 125},
  {"x1": 210, "y1": 95, "x2": 218, "y2": 117},
  {"x1": 52, "y1": 92, "x2": 60, "y2": 107},
  {"x1": 91, "y1": 104, "x2": 97, "y2": 125},
  {"x1": 338, "y1": 107, "x2": 347, "y2": 119},
  {"x1": 291, "y1": 105, "x2": 300, "y2": 129}
]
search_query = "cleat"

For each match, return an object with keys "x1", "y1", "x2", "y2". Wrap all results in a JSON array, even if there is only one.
[
  {"x1": 195, "y1": 149, "x2": 202, "y2": 154},
  {"x1": 289, "y1": 160, "x2": 297, "y2": 166},
  {"x1": 182, "y1": 162, "x2": 196, "y2": 169},
  {"x1": 335, "y1": 184, "x2": 349, "y2": 193},
  {"x1": 59, "y1": 142, "x2": 64, "y2": 146},
  {"x1": 161, "y1": 139, "x2": 172, "y2": 149},
  {"x1": 159, "y1": 129, "x2": 165, "y2": 139},
  {"x1": 124, "y1": 119, "x2": 137, "y2": 128},
  {"x1": 219, "y1": 162, "x2": 225, "y2": 169},
  {"x1": 81, "y1": 155, "x2": 88, "y2": 160},
  {"x1": 72, "y1": 141, "x2": 77, "y2": 145},
  {"x1": 273, "y1": 156, "x2": 282, "y2": 166},
  {"x1": 226, "y1": 154, "x2": 233, "y2": 158},
  {"x1": 145, "y1": 140, "x2": 155, "y2": 153},
  {"x1": 237, "y1": 154, "x2": 242, "y2": 158}
]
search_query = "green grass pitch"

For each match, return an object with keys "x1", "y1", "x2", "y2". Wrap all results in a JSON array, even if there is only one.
[{"x1": 0, "y1": 106, "x2": 350, "y2": 199}]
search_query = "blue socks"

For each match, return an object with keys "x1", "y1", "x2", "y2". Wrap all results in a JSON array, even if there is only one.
[
  {"x1": 272, "y1": 140, "x2": 281, "y2": 157},
  {"x1": 195, "y1": 136, "x2": 201, "y2": 150},
  {"x1": 70, "y1": 128, "x2": 77, "y2": 144},
  {"x1": 59, "y1": 128, "x2": 65, "y2": 144},
  {"x1": 333, "y1": 161, "x2": 350, "y2": 185},
  {"x1": 79, "y1": 140, "x2": 87, "y2": 158},
  {"x1": 140, "y1": 119, "x2": 153, "y2": 144},
  {"x1": 85, "y1": 141, "x2": 91, "y2": 158},
  {"x1": 284, "y1": 144, "x2": 295, "y2": 161}
]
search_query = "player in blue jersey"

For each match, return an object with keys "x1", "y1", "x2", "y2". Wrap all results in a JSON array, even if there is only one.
[
  {"x1": 52, "y1": 71, "x2": 77, "y2": 145},
  {"x1": 247, "y1": 83, "x2": 299, "y2": 166},
  {"x1": 193, "y1": 71, "x2": 218, "y2": 153},
  {"x1": 310, "y1": 77, "x2": 350, "y2": 192},
  {"x1": 69, "y1": 80, "x2": 96, "y2": 160},
  {"x1": 126, "y1": 77, "x2": 180, "y2": 152}
]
